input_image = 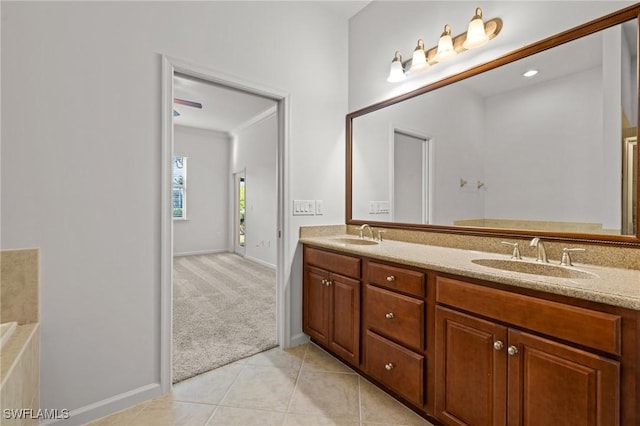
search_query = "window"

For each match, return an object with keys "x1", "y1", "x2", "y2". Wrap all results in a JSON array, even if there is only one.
[{"x1": 173, "y1": 156, "x2": 187, "y2": 219}]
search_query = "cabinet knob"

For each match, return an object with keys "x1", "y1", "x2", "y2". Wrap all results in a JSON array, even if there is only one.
[
  {"x1": 326, "y1": 280, "x2": 332, "y2": 287},
  {"x1": 386, "y1": 275, "x2": 396, "y2": 282},
  {"x1": 493, "y1": 340, "x2": 504, "y2": 350},
  {"x1": 384, "y1": 362, "x2": 394, "y2": 371},
  {"x1": 385, "y1": 312, "x2": 395, "y2": 320},
  {"x1": 508, "y1": 345, "x2": 519, "y2": 356}
]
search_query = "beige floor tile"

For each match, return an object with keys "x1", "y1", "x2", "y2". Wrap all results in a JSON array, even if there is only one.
[
  {"x1": 283, "y1": 413, "x2": 360, "y2": 425},
  {"x1": 219, "y1": 365, "x2": 299, "y2": 412},
  {"x1": 206, "y1": 406, "x2": 286, "y2": 425},
  {"x1": 359, "y1": 379, "x2": 433, "y2": 426},
  {"x1": 244, "y1": 343, "x2": 308, "y2": 370},
  {"x1": 171, "y1": 363, "x2": 244, "y2": 405},
  {"x1": 287, "y1": 370, "x2": 359, "y2": 421},
  {"x1": 129, "y1": 398, "x2": 216, "y2": 426},
  {"x1": 301, "y1": 344, "x2": 355, "y2": 374},
  {"x1": 85, "y1": 401, "x2": 148, "y2": 426}
]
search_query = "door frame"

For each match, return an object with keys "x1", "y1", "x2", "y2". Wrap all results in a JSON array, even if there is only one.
[{"x1": 161, "y1": 55, "x2": 290, "y2": 392}]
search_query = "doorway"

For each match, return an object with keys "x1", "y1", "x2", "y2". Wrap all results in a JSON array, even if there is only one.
[
  {"x1": 391, "y1": 129, "x2": 432, "y2": 224},
  {"x1": 234, "y1": 171, "x2": 246, "y2": 255},
  {"x1": 161, "y1": 56, "x2": 290, "y2": 391}
]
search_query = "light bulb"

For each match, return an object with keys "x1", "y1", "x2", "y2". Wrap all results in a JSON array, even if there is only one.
[
  {"x1": 411, "y1": 39, "x2": 428, "y2": 72},
  {"x1": 434, "y1": 25, "x2": 457, "y2": 62},
  {"x1": 463, "y1": 8, "x2": 489, "y2": 49},
  {"x1": 387, "y1": 51, "x2": 406, "y2": 83}
]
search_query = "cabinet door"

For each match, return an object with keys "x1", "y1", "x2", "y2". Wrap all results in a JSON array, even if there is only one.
[
  {"x1": 435, "y1": 306, "x2": 507, "y2": 426},
  {"x1": 329, "y1": 273, "x2": 360, "y2": 366},
  {"x1": 303, "y1": 265, "x2": 330, "y2": 346},
  {"x1": 507, "y1": 329, "x2": 620, "y2": 426}
]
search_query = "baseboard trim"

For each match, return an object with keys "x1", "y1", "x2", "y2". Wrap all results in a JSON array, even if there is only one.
[
  {"x1": 41, "y1": 383, "x2": 162, "y2": 426},
  {"x1": 289, "y1": 332, "x2": 310, "y2": 348},
  {"x1": 173, "y1": 249, "x2": 228, "y2": 257},
  {"x1": 244, "y1": 255, "x2": 276, "y2": 270}
]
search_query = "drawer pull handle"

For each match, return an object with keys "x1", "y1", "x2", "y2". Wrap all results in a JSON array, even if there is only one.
[
  {"x1": 385, "y1": 312, "x2": 395, "y2": 320},
  {"x1": 384, "y1": 362, "x2": 394, "y2": 371},
  {"x1": 493, "y1": 341, "x2": 504, "y2": 351},
  {"x1": 508, "y1": 345, "x2": 519, "y2": 356},
  {"x1": 386, "y1": 275, "x2": 396, "y2": 282}
]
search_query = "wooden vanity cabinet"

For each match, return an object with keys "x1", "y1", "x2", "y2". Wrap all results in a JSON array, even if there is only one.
[
  {"x1": 303, "y1": 246, "x2": 361, "y2": 366},
  {"x1": 363, "y1": 260, "x2": 426, "y2": 406},
  {"x1": 435, "y1": 276, "x2": 622, "y2": 426},
  {"x1": 302, "y1": 243, "x2": 638, "y2": 425}
]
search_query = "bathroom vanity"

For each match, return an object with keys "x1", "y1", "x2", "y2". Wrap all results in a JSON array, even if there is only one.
[
  {"x1": 300, "y1": 235, "x2": 639, "y2": 425},
  {"x1": 313, "y1": 3, "x2": 640, "y2": 424}
]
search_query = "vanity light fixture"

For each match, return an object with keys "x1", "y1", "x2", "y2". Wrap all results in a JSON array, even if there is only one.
[
  {"x1": 462, "y1": 7, "x2": 489, "y2": 49},
  {"x1": 411, "y1": 39, "x2": 429, "y2": 72},
  {"x1": 523, "y1": 69, "x2": 539, "y2": 77},
  {"x1": 387, "y1": 51, "x2": 407, "y2": 82},
  {"x1": 434, "y1": 25, "x2": 457, "y2": 62},
  {"x1": 386, "y1": 7, "x2": 502, "y2": 83}
]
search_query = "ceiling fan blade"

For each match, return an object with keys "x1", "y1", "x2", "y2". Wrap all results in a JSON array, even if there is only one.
[{"x1": 173, "y1": 98, "x2": 202, "y2": 109}]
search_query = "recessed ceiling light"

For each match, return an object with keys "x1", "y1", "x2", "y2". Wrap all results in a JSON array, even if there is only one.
[{"x1": 523, "y1": 69, "x2": 539, "y2": 77}]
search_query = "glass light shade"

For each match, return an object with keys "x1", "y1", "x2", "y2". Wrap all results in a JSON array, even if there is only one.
[
  {"x1": 387, "y1": 52, "x2": 406, "y2": 83},
  {"x1": 411, "y1": 39, "x2": 428, "y2": 72},
  {"x1": 463, "y1": 15, "x2": 489, "y2": 49},
  {"x1": 434, "y1": 25, "x2": 457, "y2": 62}
]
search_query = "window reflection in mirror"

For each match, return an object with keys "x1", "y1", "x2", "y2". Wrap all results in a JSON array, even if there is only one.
[{"x1": 350, "y1": 18, "x2": 638, "y2": 237}]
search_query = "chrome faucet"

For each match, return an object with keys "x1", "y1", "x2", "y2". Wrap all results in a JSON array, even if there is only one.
[
  {"x1": 529, "y1": 237, "x2": 548, "y2": 263},
  {"x1": 359, "y1": 224, "x2": 374, "y2": 240}
]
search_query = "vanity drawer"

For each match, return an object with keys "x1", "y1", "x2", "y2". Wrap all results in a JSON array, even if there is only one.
[
  {"x1": 304, "y1": 246, "x2": 361, "y2": 279},
  {"x1": 366, "y1": 284, "x2": 424, "y2": 351},
  {"x1": 436, "y1": 276, "x2": 621, "y2": 355},
  {"x1": 368, "y1": 262, "x2": 425, "y2": 297},
  {"x1": 365, "y1": 330, "x2": 424, "y2": 407}
]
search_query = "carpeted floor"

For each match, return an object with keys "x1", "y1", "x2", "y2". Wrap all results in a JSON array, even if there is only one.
[{"x1": 172, "y1": 252, "x2": 277, "y2": 383}]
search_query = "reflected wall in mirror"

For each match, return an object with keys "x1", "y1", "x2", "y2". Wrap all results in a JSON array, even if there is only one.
[{"x1": 349, "y1": 7, "x2": 639, "y2": 245}]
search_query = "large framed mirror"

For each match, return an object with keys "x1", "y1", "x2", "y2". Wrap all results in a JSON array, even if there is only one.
[{"x1": 347, "y1": 4, "x2": 640, "y2": 246}]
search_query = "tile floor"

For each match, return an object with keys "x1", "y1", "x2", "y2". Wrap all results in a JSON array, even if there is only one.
[{"x1": 88, "y1": 342, "x2": 434, "y2": 426}]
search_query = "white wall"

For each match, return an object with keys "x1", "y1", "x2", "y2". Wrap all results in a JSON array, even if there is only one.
[
  {"x1": 484, "y1": 67, "x2": 604, "y2": 223},
  {"x1": 1, "y1": 1, "x2": 348, "y2": 422},
  {"x1": 232, "y1": 112, "x2": 278, "y2": 268},
  {"x1": 173, "y1": 126, "x2": 230, "y2": 256}
]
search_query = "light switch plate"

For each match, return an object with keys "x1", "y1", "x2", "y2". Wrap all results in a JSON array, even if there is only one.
[
  {"x1": 315, "y1": 200, "x2": 323, "y2": 215},
  {"x1": 293, "y1": 200, "x2": 315, "y2": 216}
]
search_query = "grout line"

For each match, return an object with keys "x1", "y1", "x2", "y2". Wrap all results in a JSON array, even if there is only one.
[
  {"x1": 283, "y1": 343, "x2": 308, "y2": 419},
  {"x1": 358, "y1": 375, "x2": 364, "y2": 426}
]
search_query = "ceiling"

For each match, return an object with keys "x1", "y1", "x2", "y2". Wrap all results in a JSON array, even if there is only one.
[{"x1": 173, "y1": 74, "x2": 277, "y2": 134}]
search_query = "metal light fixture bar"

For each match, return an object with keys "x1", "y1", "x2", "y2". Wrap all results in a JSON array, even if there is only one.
[{"x1": 403, "y1": 17, "x2": 503, "y2": 70}]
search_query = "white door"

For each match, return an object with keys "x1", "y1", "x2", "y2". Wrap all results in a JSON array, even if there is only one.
[{"x1": 393, "y1": 131, "x2": 429, "y2": 224}]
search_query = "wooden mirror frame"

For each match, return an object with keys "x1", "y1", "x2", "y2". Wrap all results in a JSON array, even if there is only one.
[{"x1": 346, "y1": 4, "x2": 640, "y2": 247}]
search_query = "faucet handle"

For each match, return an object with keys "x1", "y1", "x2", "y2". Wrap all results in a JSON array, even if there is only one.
[
  {"x1": 560, "y1": 248, "x2": 586, "y2": 266},
  {"x1": 376, "y1": 229, "x2": 385, "y2": 241},
  {"x1": 501, "y1": 241, "x2": 521, "y2": 260}
]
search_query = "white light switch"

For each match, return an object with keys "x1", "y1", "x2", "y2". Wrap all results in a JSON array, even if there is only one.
[{"x1": 293, "y1": 200, "x2": 315, "y2": 216}]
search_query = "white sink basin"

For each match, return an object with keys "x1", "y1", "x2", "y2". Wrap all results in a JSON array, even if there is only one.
[{"x1": 471, "y1": 258, "x2": 597, "y2": 280}]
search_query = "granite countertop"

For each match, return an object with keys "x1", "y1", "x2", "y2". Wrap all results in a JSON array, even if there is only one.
[{"x1": 299, "y1": 234, "x2": 640, "y2": 311}]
